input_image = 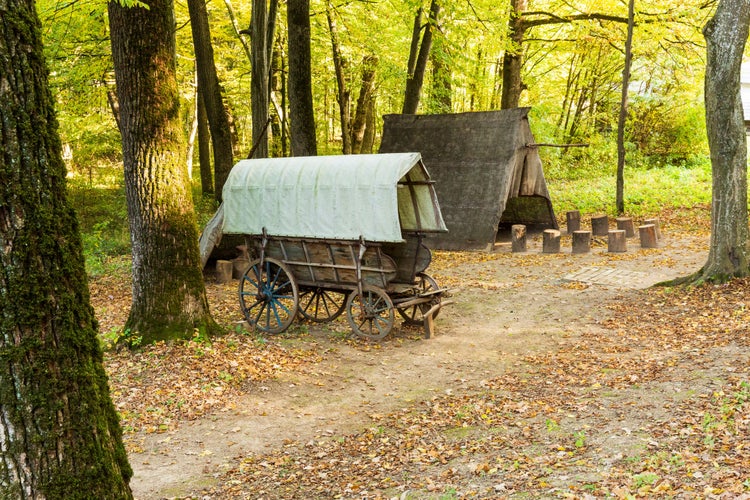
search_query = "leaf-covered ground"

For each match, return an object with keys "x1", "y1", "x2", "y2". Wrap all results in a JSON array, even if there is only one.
[
  {"x1": 91, "y1": 206, "x2": 750, "y2": 498},
  {"x1": 200, "y1": 280, "x2": 750, "y2": 499}
]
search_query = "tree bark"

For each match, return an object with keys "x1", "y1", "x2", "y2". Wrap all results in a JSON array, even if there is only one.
[
  {"x1": 500, "y1": 0, "x2": 528, "y2": 109},
  {"x1": 698, "y1": 0, "x2": 750, "y2": 282},
  {"x1": 402, "y1": 0, "x2": 440, "y2": 114},
  {"x1": 616, "y1": 0, "x2": 635, "y2": 215},
  {"x1": 326, "y1": 1, "x2": 351, "y2": 153},
  {"x1": 250, "y1": 0, "x2": 278, "y2": 158},
  {"x1": 188, "y1": 0, "x2": 235, "y2": 201},
  {"x1": 287, "y1": 0, "x2": 317, "y2": 156},
  {"x1": 0, "y1": 1, "x2": 133, "y2": 496},
  {"x1": 109, "y1": 0, "x2": 217, "y2": 344},
  {"x1": 351, "y1": 55, "x2": 378, "y2": 154},
  {"x1": 197, "y1": 92, "x2": 214, "y2": 195}
]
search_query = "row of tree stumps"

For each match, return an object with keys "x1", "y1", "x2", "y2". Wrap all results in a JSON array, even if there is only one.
[{"x1": 510, "y1": 210, "x2": 662, "y2": 254}]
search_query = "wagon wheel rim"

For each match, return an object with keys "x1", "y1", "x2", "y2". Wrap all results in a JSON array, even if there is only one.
[
  {"x1": 397, "y1": 272, "x2": 441, "y2": 326},
  {"x1": 298, "y1": 288, "x2": 348, "y2": 323},
  {"x1": 346, "y1": 285, "x2": 394, "y2": 341},
  {"x1": 238, "y1": 258, "x2": 298, "y2": 334}
]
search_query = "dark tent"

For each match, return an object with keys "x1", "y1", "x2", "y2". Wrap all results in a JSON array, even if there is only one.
[{"x1": 379, "y1": 108, "x2": 558, "y2": 251}]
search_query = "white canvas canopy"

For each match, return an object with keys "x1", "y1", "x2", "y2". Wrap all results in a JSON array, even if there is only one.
[{"x1": 220, "y1": 153, "x2": 446, "y2": 243}]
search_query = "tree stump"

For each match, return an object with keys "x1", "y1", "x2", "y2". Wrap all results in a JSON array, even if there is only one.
[
  {"x1": 542, "y1": 229, "x2": 561, "y2": 253},
  {"x1": 639, "y1": 224, "x2": 658, "y2": 248},
  {"x1": 511, "y1": 224, "x2": 527, "y2": 253},
  {"x1": 232, "y1": 258, "x2": 249, "y2": 279},
  {"x1": 608, "y1": 229, "x2": 627, "y2": 253},
  {"x1": 572, "y1": 230, "x2": 591, "y2": 254},
  {"x1": 216, "y1": 259, "x2": 233, "y2": 283},
  {"x1": 566, "y1": 210, "x2": 581, "y2": 233},
  {"x1": 616, "y1": 216, "x2": 635, "y2": 238},
  {"x1": 591, "y1": 214, "x2": 609, "y2": 236},
  {"x1": 643, "y1": 217, "x2": 662, "y2": 240}
]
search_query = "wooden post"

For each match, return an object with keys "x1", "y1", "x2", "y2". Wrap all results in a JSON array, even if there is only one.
[
  {"x1": 542, "y1": 229, "x2": 561, "y2": 253},
  {"x1": 608, "y1": 229, "x2": 627, "y2": 252},
  {"x1": 216, "y1": 259, "x2": 233, "y2": 283},
  {"x1": 591, "y1": 214, "x2": 609, "y2": 236},
  {"x1": 616, "y1": 217, "x2": 635, "y2": 238},
  {"x1": 643, "y1": 217, "x2": 662, "y2": 240},
  {"x1": 566, "y1": 210, "x2": 581, "y2": 233},
  {"x1": 511, "y1": 224, "x2": 527, "y2": 252},
  {"x1": 572, "y1": 230, "x2": 591, "y2": 254},
  {"x1": 639, "y1": 224, "x2": 658, "y2": 248}
]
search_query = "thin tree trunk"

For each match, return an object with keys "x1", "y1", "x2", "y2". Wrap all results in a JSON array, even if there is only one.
[
  {"x1": 402, "y1": 0, "x2": 440, "y2": 114},
  {"x1": 616, "y1": 0, "x2": 635, "y2": 215},
  {"x1": 288, "y1": 0, "x2": 317, "y2": 156},
  {"x1": 188, "y1": 0, "x2": 234, "y2": 202},
  {"x1": 250, "y1": 0, "x2": 278, "y2": 158},
  {"x1": 0, "y1": 1, "x2": 133, "y2": 496},
  {"x1": 109, "y1": 0, "x2": 217, "y2": 344},
  {"x1": 197, "y1": 91, "x2": 214, "y2": 195},
  {"x1": 326, "y1": 1, "x2": 351, "y2": 153},
  {"x1": 351, "y1": 55, "x2": 378, "y2": 154},
  {"x1": 362, "y1": 97, "x2": 376, "y2": 153},
  {"x1": 698, "y1": 0, "x2": 750, "y2": 282},
  {"x1": 430, "y1": 30, "x2": 451, "y2": 113},
  {"x1": 501, "y1": 0, "x2": 527, "y2": 109}
]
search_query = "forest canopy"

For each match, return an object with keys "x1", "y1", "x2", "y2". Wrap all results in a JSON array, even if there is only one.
[{"x1": 37, "y1": 0, "x2": 712, "y2": 182}]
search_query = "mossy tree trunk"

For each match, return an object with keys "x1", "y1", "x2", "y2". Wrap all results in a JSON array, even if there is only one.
[
  {"x1": 0, "y1": 1, "x2": 133, "y2": 497},
  {"x1": 698, "y1": 0, "x2": 750, "y2": 282},
  {"x1": 109, "y1": 0, "x2": 217, "y2": 344}
]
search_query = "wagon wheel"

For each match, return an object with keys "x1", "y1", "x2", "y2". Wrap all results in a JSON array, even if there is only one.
[
  {"x1": 298, "y1": 287, "x2": 348, "y2": 323},
  {"x1": 238, "y1": 258, "x2": 299, "y2": 334},
  {"x1": 346, "y1": 286, "x2": 395, "y2": 341},
  {"x1": 397, "y1": 272, "x2": 441, "y2": 326}
]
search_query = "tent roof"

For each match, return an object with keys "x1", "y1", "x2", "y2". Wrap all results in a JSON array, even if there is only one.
[
  {"x1": 221, "y1": 153, "x2": 447, "y2": 242},
  {"x1": 379, "y1": 109, "x2": 557, "y2": 251}
]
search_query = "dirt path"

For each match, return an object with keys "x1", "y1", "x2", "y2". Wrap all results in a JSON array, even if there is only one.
[{"x1": 127, "y1": 231, "x2": 707, "y2": 499}]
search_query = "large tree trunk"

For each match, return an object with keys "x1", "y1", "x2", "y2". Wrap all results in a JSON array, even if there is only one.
[
  {"x1": 109, "y1": 0, "x2": 217, "y2": 344},
  {"x1": 698, "y1": 0, "x2": 750, "y2": 282},
  {"x1": 616, "y1": 0, "x2": 635, "y2": 215},
  {"x1": 188, "y1": 0, "x2": 235, "y2": 202},
  {"x1": 0, "y1": 1, "x2": 133, "y2": 496},
  {"x1": 250, "y1": 0, "x2": 278, "y2": 158},
  {"x1": 287, "y1": 0, "x2": 317, "y2": 156},
  {"x1": 402, "y1": 0, "x2": 440, "y2": 114}
]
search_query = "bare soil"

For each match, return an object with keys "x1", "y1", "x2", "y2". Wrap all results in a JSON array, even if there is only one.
[{"x1": 119, "y1": 228, "x2": 722, "y2": 499}]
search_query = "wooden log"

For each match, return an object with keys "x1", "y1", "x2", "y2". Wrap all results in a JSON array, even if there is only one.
[
  {"x1": 216, "y1": 259, "x2": 233, "y2": 284},
  {"x1": 643, "y1": 217, "x2": 662, "y2": 240},
  {"x1": 572, "y1": 230, "x2": 591, "y2": 254},
  {"x1": 639, "y1": 224, "x2": 658, "y2": 248},
  {"x1": 511, "y1": 224, "x2": 527, "y2": 253},
  {"x1": 591, "y1": 214, "x2": 609, "y2": 236},
  {"x1": 542, "y1": 229, "x2": 561, "y2": 253},
  {"x1": 608, "y1": 229, "x2": 627, "y2": 253},
  {"x1": 566, "y1": 210, "x2": 581, "y2": 233},
  {"x1": 615, "y1": 217, "x2": 636, "y2": 238}
]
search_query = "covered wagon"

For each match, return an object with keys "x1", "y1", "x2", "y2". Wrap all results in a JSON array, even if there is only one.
[{"x1": 220, "y1": 152, "x2": 449, "y2": 340}]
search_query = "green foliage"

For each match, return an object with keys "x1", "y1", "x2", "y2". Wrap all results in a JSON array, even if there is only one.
[
  {"x1": 544, "y1": 136, "x2": 712, "y2": 216},
  {"x1": 66, "y1": 173, "x2": 130, "y2": 276}
]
